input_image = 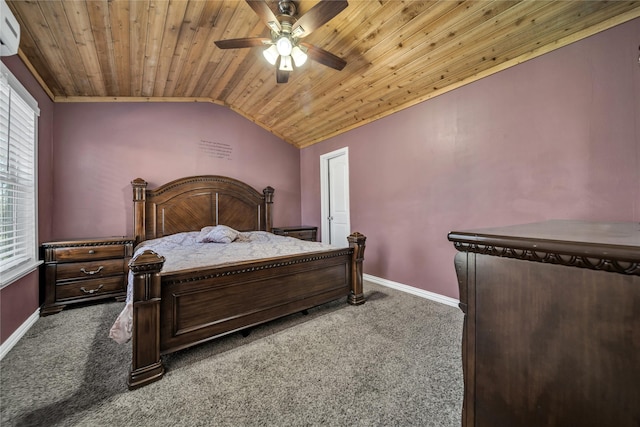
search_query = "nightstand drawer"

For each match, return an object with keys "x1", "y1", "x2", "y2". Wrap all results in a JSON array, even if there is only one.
[
  {"x1": 55, "y1": 276, "x2": 126, "y2": 301},
  {"x1": 56, "y1": 258, "x2": 128, "y2": 281},
  {"x1": 285, "y1": 230, "x2": 316, "y2": 240},
  {"x1": 272, "y1": 226, "x2": 318, "y2": 242},
  {"x1": 51, "y1": 244, "x2": 128, "y2": 262}
]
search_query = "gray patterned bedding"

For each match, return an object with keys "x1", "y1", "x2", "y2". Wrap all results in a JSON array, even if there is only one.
[{"x1": 109, "y1": 230, "x2": 337, "y2": 344}]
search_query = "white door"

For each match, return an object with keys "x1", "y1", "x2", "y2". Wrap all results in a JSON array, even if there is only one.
[{"x1": 320, "y1": 148, "x2": 350, "y2": 247}]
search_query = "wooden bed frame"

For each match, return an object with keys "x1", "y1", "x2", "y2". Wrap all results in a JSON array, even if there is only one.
[{"x1": 127, "y1": 175, "x2": 366, "y2": 390}]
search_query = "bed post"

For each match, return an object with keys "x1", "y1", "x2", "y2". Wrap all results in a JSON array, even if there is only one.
[
  {"x1": 347, "y1": 232, "x2": 366, "y2": 305},
  {"x1": 263, "y1": 186, "x2": 274, "y2": 232},
  {"x1": 132, "y1": 178, "x2": 148, "y2": 244},
  {"x1": 127, "y1": 250, "x2": 165, "y2": 390}
]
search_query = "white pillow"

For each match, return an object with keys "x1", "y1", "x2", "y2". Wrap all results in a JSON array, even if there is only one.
[{"x1": 196, "y1": 225, "x2": 240, "y2": 243}]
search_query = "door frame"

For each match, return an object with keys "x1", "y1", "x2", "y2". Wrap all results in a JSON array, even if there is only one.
[{"x1": 320, "y1": 147, "x2": 350, "y2": 245}]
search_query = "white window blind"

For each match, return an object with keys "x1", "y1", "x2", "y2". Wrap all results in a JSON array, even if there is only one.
[{"x1": 0, "y1": 62, "x2": 40, "y2": 288}]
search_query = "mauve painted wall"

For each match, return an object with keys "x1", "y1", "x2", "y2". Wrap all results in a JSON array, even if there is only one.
[
  {"x1": 1, "y1": 56, "x2": 54, "y2": 344},
  {"x1": 51, "y1": 102, "x2": 300, "y2": 240},
  {"x1": 301, "y1": 19, "x2": 640, "y2": 299}
]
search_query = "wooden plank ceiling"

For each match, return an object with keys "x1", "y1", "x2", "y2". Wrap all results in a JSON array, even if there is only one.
[{"x1": 7, "y1": 0, "x2": 640, "y2": 148}]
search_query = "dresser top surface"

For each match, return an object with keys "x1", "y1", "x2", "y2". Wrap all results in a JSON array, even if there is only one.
[
  {"x1": 42, "y1": 236, "x2": 134, "y2": 248},
  {"x1": 448, "y1": 220, "x2": 640, "y2": 262},
  {"x1": 451, "y1": 220, "x2": 639, "y2": 246}
]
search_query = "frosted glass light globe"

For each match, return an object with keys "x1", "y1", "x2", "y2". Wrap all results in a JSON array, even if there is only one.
[{"x1": 276, "y1": 37, "x2": 293, "y2": 57}]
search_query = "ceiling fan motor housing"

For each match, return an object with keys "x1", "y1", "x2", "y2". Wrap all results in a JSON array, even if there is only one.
[{"x1": 278, "y1": 0, "x2": 296, "y2": 17}]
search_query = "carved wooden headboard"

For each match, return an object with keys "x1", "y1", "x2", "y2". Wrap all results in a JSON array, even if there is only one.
[{"x1": 132, "y1": 175, "x2": 274, "y2": 244}]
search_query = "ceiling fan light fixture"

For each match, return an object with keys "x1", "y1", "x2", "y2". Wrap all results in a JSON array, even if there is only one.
[
  {"x1": 291, "y1": 45, "x2": 308, "y2": 67},
  {"x1": 263, "y1": 45, "x2": 279, "y2": 65},
  {"x1": 279, "y1": 55, "x2": 294, "y2": 71},
  {"x1": 276, "y1": 36, "x2": 293, "y2": 57}
]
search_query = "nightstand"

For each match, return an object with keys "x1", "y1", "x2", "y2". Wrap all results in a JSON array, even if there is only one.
[
  {"x1": 272, "y1": 226, "x2": 318, "y2": 242},
  {"x1": 40, "y1": 237, "x2": 134, "y2": 316}
]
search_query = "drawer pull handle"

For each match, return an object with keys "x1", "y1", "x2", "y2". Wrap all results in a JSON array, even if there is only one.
[
  {"x1": 80, "y1": 285, "x2": 104, "y2": 295},
  {"x1": 88, "y1": 250, "x2": 96, "y2": 254},
  {"x1": 80, "y1": 266, "x2": 104, "y2": 275}
]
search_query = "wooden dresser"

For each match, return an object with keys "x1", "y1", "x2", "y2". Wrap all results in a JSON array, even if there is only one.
[
  {"x1": 41, "y1": 237, "x2": 134, "y2": 316},
  {"x1": 272, "y1": 225, "x2": 318, "y2": 241},
  {"x1": 448, "y1": 220, "x2": 640, "y2": 427}
]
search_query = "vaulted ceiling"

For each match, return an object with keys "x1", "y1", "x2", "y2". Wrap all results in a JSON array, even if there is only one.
[{"x1": 6, "y1": 0, "x2": 640, "y2": 148}]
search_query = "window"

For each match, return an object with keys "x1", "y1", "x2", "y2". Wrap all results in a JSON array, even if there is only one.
[{"x1": 0, "y1": 61, "x2": 40, "y2": 288}]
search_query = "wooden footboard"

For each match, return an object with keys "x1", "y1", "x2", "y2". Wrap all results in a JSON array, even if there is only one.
[{"x1": 127, "y1": 232, "x2": 366, "y2": 390}]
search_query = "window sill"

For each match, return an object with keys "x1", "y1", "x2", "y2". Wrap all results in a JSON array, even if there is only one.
[{"x1": 0, "y1": 260, "x2": 43, "y2": 290}]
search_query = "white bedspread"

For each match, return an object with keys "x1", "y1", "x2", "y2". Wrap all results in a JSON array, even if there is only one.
[{"x1": 108, "y1": 231, "x2": 337, "y2": 344}]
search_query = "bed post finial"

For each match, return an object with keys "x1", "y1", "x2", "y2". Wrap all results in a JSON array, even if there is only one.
[
  {"x1": 347, "y1": 232, "x2": 366, "y2": 305},
  {"x1": 263, "y1": 186, "x2": 274, "y2": 232},
  {"x1": 132, "y1": 178, "x2": 148, "y2": 244}
]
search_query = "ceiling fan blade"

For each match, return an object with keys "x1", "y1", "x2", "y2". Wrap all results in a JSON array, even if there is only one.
[
  {"x1": 292, "y1": 0, "x2": 348, "y2": 38},
  {"x1": 301, "y1": 42, "x2": 346, "y2": 71},
  {"x1": 276, "y1": 68, "x2": 290, "y2": 84},
  {"x1": 246, "y1": 0, "x2": 281, "y2": 32},
  {"x1": 214, "y1": 37, "x2": 271, "y2": 49}
]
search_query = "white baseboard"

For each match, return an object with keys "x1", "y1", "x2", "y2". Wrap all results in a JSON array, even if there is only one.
[
  {"x1": 363, "y1": 274, "x2": 460, "y2": 308},
  {"x1": 0, "y1": 309, "x2": 40, "y2": 361}
]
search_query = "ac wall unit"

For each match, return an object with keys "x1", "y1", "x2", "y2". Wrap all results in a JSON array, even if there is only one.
[{"x1": 0, "y1": 0, "x2": 20, "y2": 56}]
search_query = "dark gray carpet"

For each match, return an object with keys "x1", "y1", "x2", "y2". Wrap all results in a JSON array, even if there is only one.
[{"x1": 1, "y1": 282, "x2": 463, "y2": 426}]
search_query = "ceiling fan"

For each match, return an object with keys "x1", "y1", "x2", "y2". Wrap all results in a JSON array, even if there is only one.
[{"x1": 214, "y1": 0, "x2": 348, "y2": 83}]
